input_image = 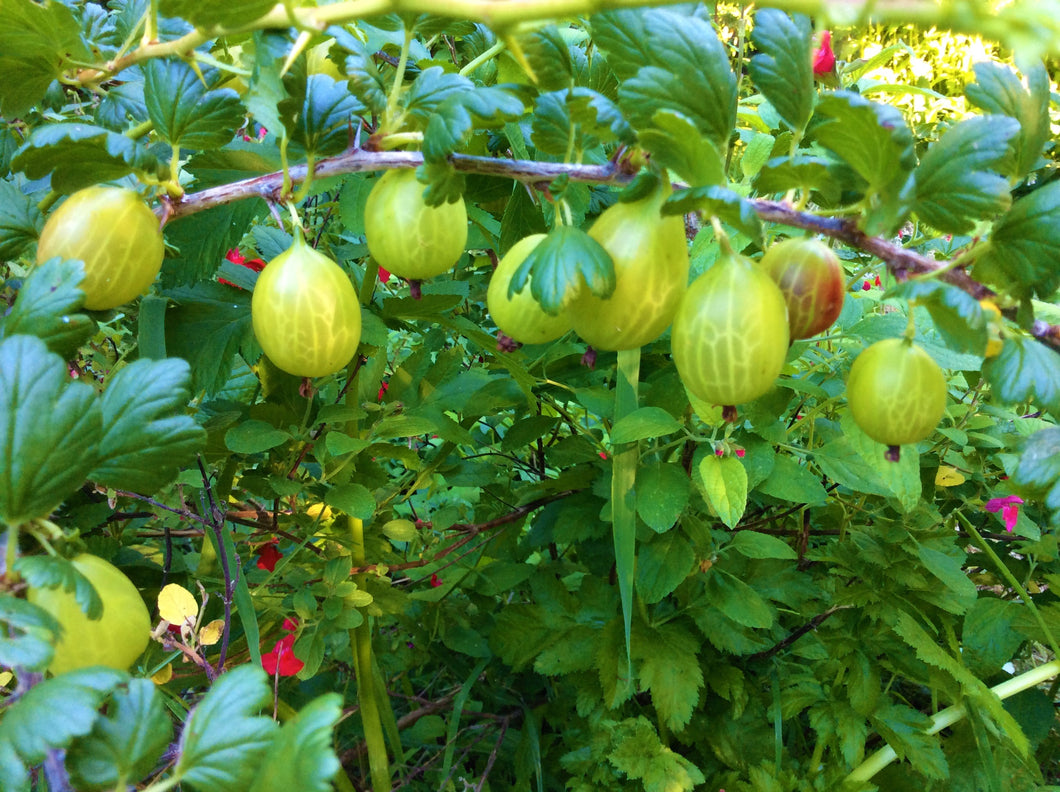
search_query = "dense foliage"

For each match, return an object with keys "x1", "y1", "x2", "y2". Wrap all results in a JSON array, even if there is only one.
[{"x1": 2, "y1": 1, "x2": 1060, "y2": 791}]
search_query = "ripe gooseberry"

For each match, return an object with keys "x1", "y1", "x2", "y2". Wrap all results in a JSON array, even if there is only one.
[
  {"x1": 251, "y1": 230, "x2": 362, "y2": 378},
  {"x1": 671, "y1": 251, "x2": 790, "y2": 421},
  {"x1": 36, "y1": 186, "x2": 164, "y2": 311},
  {"x1": 27, "y1": 553, "x2": 152, "y2": 675},
  {"x1": 363, "y1": 168, "x2": 468, "y2": 283},
  {"x1": 846, "y1": 337, "x2": 947, "y2": 461},
  {"x1": 487, "y1": 234, "x2": 572, "y2": 346},
  {"x1": 565, "y1": 181, "x2": 690, "y2": 350},
  {"x1": 759, "y1": 237, "x2": 845, "y2": 339}
]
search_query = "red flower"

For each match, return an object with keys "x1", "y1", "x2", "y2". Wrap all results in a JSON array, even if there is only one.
[
  {"x1": 261, "y1": 632, "x2": 304, "y2": 676},
  {"x1": 812, "y1": 31, "x2": 836, "y2": 77},
  {"x1": 378, "y1": 381, "x2": 389, "y2": 401},
  {"x1": 430, "y1": 573, "x2": 442, "y2": 588},
  {"x1": 715, "y1": 447, "x2": 725, "y2": 457},
  {"x1": 735, "y1": 448, "x2": 746, "y2": 459},
  {"x1": 862, "y1": 281, "x2": 871, "y2": 291},
  {"x1": 256, "y1": 541, "x2": 282, "y2": 572},
  {"x1": 599, "y1": 451, "x2": 608, "y2": 460},
  {"x1": 874, "y1": 275, "x2": 882, "y2": 287},
  {"x1": 282, "y1": 617, "x2": 299, "y2": 632},
  {"x1": 378, "y1": 266, "x2": 392, "y2": 283},
  {"x1": 220, "y1": 248, "x2": 267, "y2": 288}
]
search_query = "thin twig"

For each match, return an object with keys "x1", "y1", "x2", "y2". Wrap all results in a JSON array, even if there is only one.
[{"x1": 197, "y1": 457, "x2": 237, "y2": 677}]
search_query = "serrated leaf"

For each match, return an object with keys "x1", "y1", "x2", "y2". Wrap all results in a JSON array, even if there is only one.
[
  {"x1": 0, "y1": 335, "x2": 102, "y2": 526},
  {"x1": 0, "y1": 596, "x2": 59, "y2": 670},
  {"x1": 889, "y1": 280, "x2": 988, "y2": 355},
  {"x1": 665, "y1": 185, "x2": 764, "y2": 247},
  {"x1": 281, "y1": 74, "x2": 364, "y2": 158},
  {"x1": 913, "y1": 115, "x2": 1018, "y2": 234},
  {"x1": 11, "y1": 123, "x2": 162, "y2": 194},
  {"x1": 974, "y1": 181, "x2": 1060, "y2": 300},
  {"x1": 636, "y1": 529, "x2": 695, "y2": 604},
  {"x1": 698, "y1": 455, "x2": 747, "y2": 529},
  {"x1": 325, "y1": 483, "x2": 375, "y2": 521},
  {"x1": 1013, "y1": 427, "x2": 1060, "y2": 516},
  {"x1": 747, "y1": 9, "x2": 814, "y2": 133},
  {"x1": 0, "y1": 0, "x2": 90, "y2": 117},
  {"x1": 841, "y1": 413, "x2": 922, "y2": 511},
  {"x1": 88, "y1": 358, "x2": 207, "y2": 493},
  {"x1": 637, "y1": 110, "x2": 724, "y2": 188},
  {"x1": 608, "y1": 717, "x2": 705, "y2": 792},
  {"x1": 401, "y1": 67, "x2": 473, "y2": 130},
  {"x1": 706, "y1": 568, "x2": 774, "y2": 629},
  {"x1": 636, "y1": 462, "x2": 690, "y2": 533},
  {"x1": 530, "y1": 87, "x2": 633, "y2": 157},
  {"x1": 508, "y1": 225, "x2": 614, "y2": 314},
  {"x1": 14, "y1": 556, "x2": 103, "y2": 620},
  {"x1": 917, "y1": 544, "x2": 977, "y2": 611},
  {"x1": 966, "y1": 60, "x2": 1050, "y2": 179},
  {"x1": 0, "y1": 178, "x2": 43, "y2": 259},
  {"x1": 157, "y1": 0, "x2": 275, "y2": 27},
  {"x1": 754, "y1": 154, "x2": 839, "y2": 196},
  {"x1": 0, "y1": 668, "x2": 127, "y2": 765},
  {"x1": 984, "y1": 335, "x2": 1060, "y2": 415},
  {"x1": 225, "y1": 420, "x2": 291, "y2": 453},
  {"x1": 175, "y1": 665, "x2": 278, "y2": 792},
  {"x1": 593, "y1": 8, "x2": 737, "y2": 154},
  {"x1": 2, "y1": 258, "x2": 96, "y2": 356},
  {"x1": 611, "y1": 407, "x2": 682, "y2": 444},
  {"x1": 247, "y1": 694, "x2": 342, "y2": 792},
  {"x1": 727, "y1": 531, "x2": 797, "y2": 560},
  {"x1": 634, "y1": 622, "x2": 703, "y2": 731},
  {"x1": 336, "y1": 32, "x2": 387, "y2": 116},
  {"x1": 66, "y1": 679, "x2": 174, "y2": 791},
  {"x1": 870, "y1": 702, "x2": 948, "y2": 780},
  {"x1": 498, "y1": 181, "x2": 547, "y2": 256},
  {"x1": 143, "y1": 59, "x2": 243, "y2": 149}
]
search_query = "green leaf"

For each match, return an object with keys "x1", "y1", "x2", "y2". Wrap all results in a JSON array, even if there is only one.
[
  {"x1": 608, "y1": 717, "x2": 705, "y2": 792},
  {"x1": 962, "y1": 598, "x2": 1024, "y2": 677},
  {"x1": 11, "y1": 123, "x2": 162, "y2": 194},
  {"x1": 508, "y1": 225, "x2": 615, "y2": 314},
  {"x1": 913, "y1": 115, "x2": 1018, "y2": 234},
  {"x1": 974, "y1": 181, "x2": 1060, "y2": 300},
  {"x1": 636, "y1": 462, "x2": 690, "y2": 533},
  {"x1": 326, "y1": 483, "x2": 376, "y2": 521},
  {"x1": 531, "y1": 87, "x2": 634, "y2": 157},
  {"x1": 143, "y1": 59, "x2": 244, "y2": 149},
  {"x1": 515, "y1": 26, "x2": 574, "y2": 91},
  {"x1": 0, "y1": 596, "x2": 59, "y2": 670},
  {"x1": 14, "y1": 555, "x2": 103, "y2": 619},
  {"x1": 611, "y1": 407, "x2": 682, "y2": 444},
  {"x1": 0, "y1": 178, "x2": 43, "y2": 259},
  {"x1": 966, "y1": 60, "x2": 1050, "y2": 179},
  {"x1": 336, "y1": 33, "x2": 388, "y2": 116},
  {"x1": 755, "y1": 454, "x2": 827, "y2": 506},
  {"x1": 870, "y1": 702, "x2": 948, "y2": 780},
  {"x1": 636, "y1": 529, "x2": 696, "y2": 603},
  {"x1": 0, "y1": 335, "x2": 102, "y2": 526},
  {"x1": 813, "y1": 438, "x2": 895, "y2": 497},
  {"x1": 889, "y1": 280, "x2": 988, "y2": 355},
  {"x1": 157, "y1": 0, "x2": 275, "y2": 28},
  {"x1": 706, "y1": 568, "x2": 774, "y2": 629},
  {"x1": 592, "y1": 8, "x2": 737, "y2": 154},
  {"x1": 698, "y1": 455, "x2": 748, "y2": 529},
  {"x1": 88, "y1": 358, "x2": 207, "y2": 493},
  {"x1": 754, "y1": 155, "x2": 840, "y2": 196},
  {"x1": 1, "y1": 258, "x2": 96, "y2": 356},
  {"x1": 225, "y1": 420, "x2": 291, "y2": 454},
  {"x1": 0, "y1": 0, "x2": 90, "y2": 117},
  {"x1": 984, "y1": 335, "x2": 1060, "y2": 415},
  {"x1": 841, "y1": 413, "x2": 922, "y2": 512},
  {"x1": 917, "y1": 543, "x2": 977, "y2": 612},
  {"x1": 401, "y1": 67, "x2": 473, "y2": 130},
  {"x1": 727, "y1": 531, "x2": 797, "y2": 560},
  {"x1": 174, "y1": 665, "x2": 279, "y2": 792},
  {"x1": 0, "y1": 739, "x2": 28, "y2": 792},
  {"x1": 634, "y1": 622, "x2": 703, "y2": 731},
  {"x1": 637, "y1": 110, "x2": 725, "y2": 188},
  {"x1": 498, "y1": 181, "x2": 547, "y2": 256},
  {"x1": 665, "y1": 185, "x2": 764, "y2": 248},
  {"x1": 281, "y1": 74, "x2": 364, "y2": 158},
  {"x1": 0, "y1": 668, "x2": 127, "y2": 765},
  {"x1": 66, "y1": 679, "x2": 174, "y2": 791},
  {"x1": 247, "y1": 694, "x2": 343, "y2": 792},
  {"x1": 1013, "y1": 427, "x2": 1060, "y2": 515},
  {"x1": 747, "y1": 9, "x2": 814, "y2": 134}
]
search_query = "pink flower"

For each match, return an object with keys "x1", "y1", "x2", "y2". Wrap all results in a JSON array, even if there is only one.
[
  {"x1": 715, "y1": 447, "x2": 725, "y2": 457},
  {"x1": 282, "y1": 617, "x2": 299, "y2": 632},
  {"x1": 735, "y1": 448, "x2": 746, "y2": 458},
  {"x1": 599, "y1": 451, "x2": 608, "y2": 460},
  {"x1": 256, "y1": 540, "x2": 282, "y2": 572},
  {"x1": 862, "y1": 281, "x2": 871, "y2": 291},
  {"x1": 874, "y1": 275, "x2": 882, "y2": 287},
  {"x1": 430, "y1": 573, "x2": 442, "y2": 588},
  {"x1": 261, "y1": 632, "x2": 304, "y2": 676},
  {"x1": 985, "y1": 496, "x2": 1023, "y2": 532},
  {"x1": 813, "y1": 31, "x2": 835, "y2": 77}
]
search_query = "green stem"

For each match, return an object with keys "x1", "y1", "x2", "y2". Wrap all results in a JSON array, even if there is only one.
[
  {"x1": 843, "y1": 659, "x2": 1060, "y2": 789},
  {"x1": 3, "y1": 525, "x2": 17, "y2": 580},
  {"x1": 383, "y1": 26, "x2": 414, "y2": 131},
  {"x1": 613, "y1": 347, "x2": 641, "y2": 691},
  {"x1": 348, "y1": 516, "x2": 391, "y2": 792},
  {"x1": 458, "y1": 39, "x2": 506, "y2": 76},
  {"x1": 957, "y1": 512, "x2": 1060, "y2": 658}
]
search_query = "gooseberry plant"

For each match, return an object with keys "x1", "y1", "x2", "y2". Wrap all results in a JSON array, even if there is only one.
[{"x1": 3, "y1": 1, "x2": 1060, "y2": 790}]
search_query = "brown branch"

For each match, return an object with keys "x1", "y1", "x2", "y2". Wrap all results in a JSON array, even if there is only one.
[{"x1": 747, "y1": 605, "x2": 852, "y2": 662}]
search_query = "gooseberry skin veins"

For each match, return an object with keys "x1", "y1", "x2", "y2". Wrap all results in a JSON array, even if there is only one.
[
  {"x1": 363, "y1": 168, "x2": 468, "y2": 281},
  {"x1": 759, "y1": 237, "x2": 845, "y2": 339},
  {"x1": 846, "y1": 337, "x2": 947, "y2": 447},
  {"x1": 251, "y1": 237, "x2": 362, "y2": 378},
  {"x1": 36, "y1": 186, "x2": 164, "y2": 311},
  {"x1": 27, "y1": 553, "x2": 152, "y2": 675},
  {"x1": 566, "y1": 183, "x2": 690, "y2": 351},
  {"x1": 487, "y1": 234, "x2": 573, "y2": 345},
  {"x1": 671, "y1": 253, "x2": 790, "y2": 408}
]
